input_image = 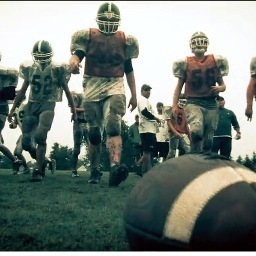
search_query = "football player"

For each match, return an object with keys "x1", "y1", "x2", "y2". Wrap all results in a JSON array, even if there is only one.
[
  {"x1": 245, "y1": 56, "x2": 256, "y2": 121},
  {"x1": 8, "y1": 40, "x2": 76, "y2": 182},
  {"x1": 0, "y1": 51, "x2": 23, "y2": 174},
  {"x1": 70, "y1": 91, "x2": 88, "y2": 178},
  {"x1": 69, "y1": 2, "x2": 139, "y2": 186},
  {"x1": 172, "y1": 32, "x2": 229, "y2": 153},
  {"x1": 166, "y1": 94, "x2": 191, "y2": 159}
]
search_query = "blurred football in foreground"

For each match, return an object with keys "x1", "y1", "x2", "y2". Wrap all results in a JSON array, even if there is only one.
[{"x1": 124, "y1": 153, "x2": 256, "y2": 251}]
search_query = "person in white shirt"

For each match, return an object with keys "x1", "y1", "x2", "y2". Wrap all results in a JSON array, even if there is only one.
[
  {"x1": 137, "y1": 84, "x2": 161, "y2": 175},
  {"x1": 153, "y1": 102, "x2": 169, "y2": 162}
]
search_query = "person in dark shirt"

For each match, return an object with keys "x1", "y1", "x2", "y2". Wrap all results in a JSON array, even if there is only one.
[{"x1": 212, "y1": 95, "x2": 241, "y2": 159}]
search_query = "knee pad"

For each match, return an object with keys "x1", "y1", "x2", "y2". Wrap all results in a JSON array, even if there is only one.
[
  {"x1": 34, "y1": 130, "x2": 47, "y2": 146},
  {"x1": 105, "y1": 113, "x2": 121, "y2": 136},
  {"x1": 88, "y1": 126, "x2": 101, "y2": 145}
]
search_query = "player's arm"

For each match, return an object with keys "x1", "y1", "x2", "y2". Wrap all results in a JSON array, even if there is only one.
[
  {"x1": 125, "y1": 66, "x2": 137, "y2": 112},
  {"x1": 125, "y1": 35, "x2": 139, "y2": 113},
  {"x1": 211, "y1": 55, "x2": 229, "y2": 93},
  {"x1": 69, "y1": 30, "x2": 88, "y2": 74},
  {"x1": 172, "y1": 59, "x2": 186, "y2": 114},
  {"x1": 245, "y1": 57, "x2": 256, "y2": 121},
  {"x1": 63, "y1": 84, "x2": 77, "y2": 121}
]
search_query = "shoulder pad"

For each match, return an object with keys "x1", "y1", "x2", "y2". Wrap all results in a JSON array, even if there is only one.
[
  {"x1": 51, "y1": 62, "x2": 71, "y2": 86},
  {"x1": 125, "y1": 34, "x2": 139, "y2": 59},
  {"x1": 70, "y1": 29, "x2": 89, "y2": 54},
  {"x1": 0, "y1": 65, "x2": 19, "y2": 84},
  {"x1": 213, "y1": 55, "x2": 229, "y2": 77},
  {"x1": 250, "y1": 56, "x2": 256, "y2": 76},
  {"x1": 172, "y1": 58, "x2": 187, "y2": 79},
  {"x1": 19, "y1": 60, "x2": 33, "y2": 80}
]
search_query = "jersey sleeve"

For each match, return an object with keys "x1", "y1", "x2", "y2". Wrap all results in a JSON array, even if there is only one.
[
  {"x1": 213, "y1": 55, "x2": 229, "y2": 77},
  {"x1": 52, "y1": 62, "x2": 71, "y2": 87},
  {"x1": 19, "y1": 61, "x2": 32, "y2": 81},
  {"x1": 250, "y1": 56, "x2": 256, "y2": 77},
  {"x1": 70, "y1": 29, "x2": 90, "y2": 55},
  {"x1": 125, "y1": 34, "x2": 139, "y2": 59},
  {"x1": 172, "y1": 58, "x2": 187, "y2": 79}
]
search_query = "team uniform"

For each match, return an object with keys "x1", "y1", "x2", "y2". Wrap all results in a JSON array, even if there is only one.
[
  {"x1": 172, "y1": 32, "x2": 229, "y2": 153},
  {"x1": 167, "y1": 101, "x2": 191, "y2": 159},
  {"x1": 70, "y1": 29, "x2": 138, "y2": 134},
  {"x1": 19, "y1": 60, "x2": 70, "y2": 150},
  {"x1": 8, "y1": 40, "x2": 76, "y2": 182},
  {"x1": 69, "y1": 2, "x2": 139, "y2": 186}
]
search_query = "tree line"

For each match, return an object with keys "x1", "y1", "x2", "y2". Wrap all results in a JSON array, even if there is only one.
[{"x1": 0, "y1": 121, "x2": 255, "y2": 173}]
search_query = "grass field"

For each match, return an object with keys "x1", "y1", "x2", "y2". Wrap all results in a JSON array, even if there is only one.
[{"x1": 0, "y1": 169, "x2": 140, "y2": 251}]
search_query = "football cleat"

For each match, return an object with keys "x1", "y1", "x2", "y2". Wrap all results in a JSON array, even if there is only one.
[{"x1": 109, "y1": 164, "x2": 129, "y2": 187}]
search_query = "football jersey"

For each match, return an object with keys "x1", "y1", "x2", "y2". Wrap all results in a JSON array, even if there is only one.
[
  {"x1": 172, "y1": 54, "x2": 229, "y2": 99},
  {"x1": 19, "y1": 61, "x2": 71, "y2": 102},
  {"x1": 70, "y1": 29, "x2": 139, "y2": 102}
]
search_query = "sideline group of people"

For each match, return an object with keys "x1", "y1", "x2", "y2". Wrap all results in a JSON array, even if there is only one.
[{"x1": 0, "y1": 2, "x2": 253, "y2": 186}]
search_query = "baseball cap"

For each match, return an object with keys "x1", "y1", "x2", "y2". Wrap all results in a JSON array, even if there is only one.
[{"x1": 141, "y1": 84, "x2": 152, "y2": 91}]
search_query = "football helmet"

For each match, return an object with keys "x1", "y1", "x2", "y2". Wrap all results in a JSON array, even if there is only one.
[
  {"x1": 96, "y1": 2, "x2": 121, "y2": 34},
  {"x1": 189, "y1": 31, "x2": 209, "y2": 54},
  {"x1": 31, "y1": 40, "x2": 53, "y2": 64}
]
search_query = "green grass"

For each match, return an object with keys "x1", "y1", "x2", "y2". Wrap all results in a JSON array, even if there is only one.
[{"x1": 0, "y1": 169, "x2": 140, "y2": 251}]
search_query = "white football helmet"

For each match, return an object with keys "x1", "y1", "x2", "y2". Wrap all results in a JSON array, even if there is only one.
[{"x1": 189, "y1": 31, "x2": 209, "y2": 54}]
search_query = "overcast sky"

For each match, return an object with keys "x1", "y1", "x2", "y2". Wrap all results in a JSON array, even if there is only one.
[{"x1": 0, "y1": 1, "x2": 256, "y2": 162}]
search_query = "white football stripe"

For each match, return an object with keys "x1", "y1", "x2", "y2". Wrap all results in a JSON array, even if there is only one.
[{"x1": 163, "y1": 166, "x2": 256, "y2": 243}]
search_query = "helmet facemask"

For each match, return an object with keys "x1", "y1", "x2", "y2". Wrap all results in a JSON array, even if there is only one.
[
  {"x1": 190, "y1": 32, "x2": 209, "y2": 54},
  {"x1": 96, "y1": 2, "x2": 121, "y2": 35}
]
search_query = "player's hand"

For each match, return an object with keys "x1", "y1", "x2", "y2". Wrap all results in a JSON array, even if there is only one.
[
  {"x1": 128, "y1": 96, "x2": 137, "y2": 112},
  {"x1": 7, "y1": 112, "x2": 14, "y2": 123},
  {"x1": 245, "y1": 106, "x2": 253, "y2": 121},
  {"x1": 69, "y1": 59, "x2": 82, "y2": 74}
]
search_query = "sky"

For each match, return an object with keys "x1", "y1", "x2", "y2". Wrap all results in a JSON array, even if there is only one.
[{"x1": 0, "y1": 1, "x2": 256, "y2": 162}]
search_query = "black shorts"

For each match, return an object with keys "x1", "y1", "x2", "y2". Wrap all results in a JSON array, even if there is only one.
[
  {"x1": 140, "y1": 133, "x2": 157, "y2": 153},
  {"x1": 154, "y1": 141, "x2": 169, "y2": 158}
]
